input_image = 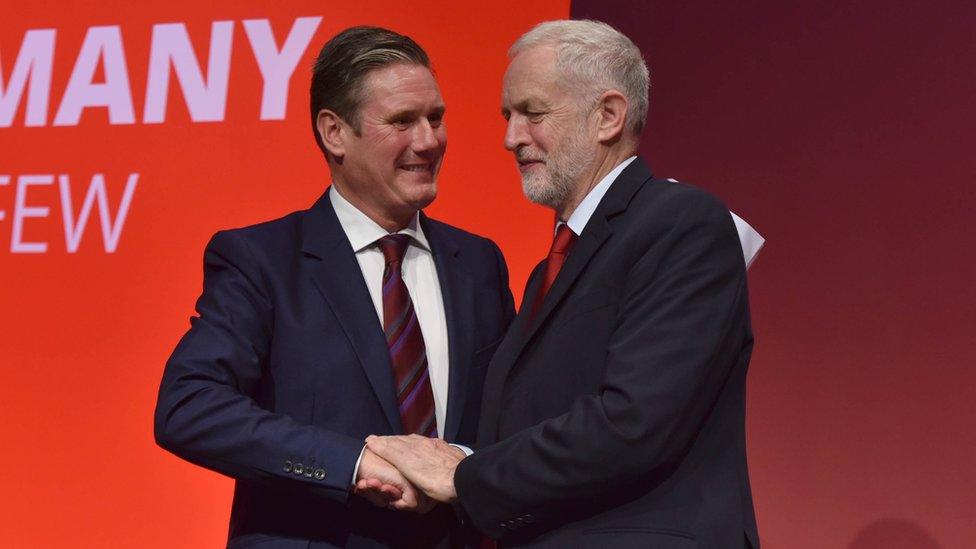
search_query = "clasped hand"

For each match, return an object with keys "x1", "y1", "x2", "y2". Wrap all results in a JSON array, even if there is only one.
[{"x1": 353, "y1": 434, "x2": 465, "y2": 513}]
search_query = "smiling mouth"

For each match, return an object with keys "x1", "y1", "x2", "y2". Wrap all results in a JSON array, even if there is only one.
[{"x1": 399, "y1": 164, "x2": 432, "y2": 173}]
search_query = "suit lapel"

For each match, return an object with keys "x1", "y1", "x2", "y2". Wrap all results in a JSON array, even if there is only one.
[
  {"x1": 520, "y1": 217, "x2": 613, "y2": 346},
  {"x1": 478, "y1": 224, "x2": 613, "y2": 440},
  {"x1": 422, "y1": 216, "x2": 475, "y2": 442},
  {"x1": 527, "y1": 159, "x2": 653, "y2": 345},
  {"x1": 301, "y1": 192, "x2": 401, "y2": 433},
  {"x1": 480, "y1": 159, "x2": 655, "y2": 441},
  {"x1": 478, "y1": 259, "x2": 543, "y2": 443}
]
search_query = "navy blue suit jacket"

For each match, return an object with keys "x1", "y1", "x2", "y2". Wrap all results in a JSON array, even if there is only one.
[
  {"x1": 454, "y1": 159, "x2": 759, "y2": 548},
  {"x1": 155, "y1": 192, "x2": 514, "y2": 548}
]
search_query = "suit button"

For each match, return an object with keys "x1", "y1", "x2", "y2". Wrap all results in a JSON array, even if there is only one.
[
  {"x1": 293, "y1": 463, "x2": 304, "y2": 475},
  {"x1": 314, "y1": 468, "x2": 326, "y2": 480},
  {"x1": 283, "y1": 460, "x2": 293, "y2": 473},
  {"x1": 303, "y1": 467, "x2": 314, "y2": 478}
]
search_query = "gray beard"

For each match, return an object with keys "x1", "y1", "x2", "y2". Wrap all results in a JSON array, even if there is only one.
[
  {"x1": 521, "y1": 168, "x2": 574, "y2": 210},
  {"x1": 521, "y1": 142, "x2": 593, "y2": 213}
]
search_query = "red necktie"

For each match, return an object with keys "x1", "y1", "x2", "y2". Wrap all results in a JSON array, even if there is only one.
[
  {"x1": 377, "y1": 234, "x2": 437, "y2": 437},
  {"x1": 531, "y1": 224, "x2": 577, "y2": 318}
]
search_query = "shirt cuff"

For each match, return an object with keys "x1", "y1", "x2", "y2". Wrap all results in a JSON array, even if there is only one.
[
  {"x1": 449, "y1": 443, "x2": 474, "y2": 457},
  {"x1": 350, "y1": 444, "x2": 367, "y2": 490}
]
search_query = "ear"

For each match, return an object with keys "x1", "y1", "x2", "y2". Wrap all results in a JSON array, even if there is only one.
[
  {"x1": 594, "y1": 90, "x2": 628, "y2": 144},
  {"x1": 316, "y1": 109, "x2": 347, "y2": 159}
]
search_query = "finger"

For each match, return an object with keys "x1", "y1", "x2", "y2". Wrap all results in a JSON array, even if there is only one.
[
  {"x1": 370, "y1": 434, "x2": 416, "y2": 452},
  {"x1": 356, "y1": 479, "x2": 401, "y2": 501},
  {"x1": 379, "y1": 484, "x2": 403, "y2": 500},
  {"x1": 392, "y1": 490, "x2": 433, "y2": 513},
  {"x1": 392, "y1": 498, "x2": 416, "y2": 511},
  {"x1": 368, "y1": 437, "x2": 422, "y2": 468},
  {"x1": 365, "y1": 434, "x2": 394, "y2": 450},
  {"x1": 355, "y1": 479, "x2": 381, "y2": 496},
  {"x1": 365, "y1": 435, "x2": 402, "y2": 459},
  {"x1": 397, "y1": 483, "x2": 420, "y2": 510},
  {"x1": 363, "y1": 480, "x2": 404, "y2": 500}
]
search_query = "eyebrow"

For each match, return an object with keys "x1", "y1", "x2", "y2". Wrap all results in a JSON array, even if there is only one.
[
  {"x1": 502, "y1": 99, "x2": 545, "y2": 116},
  {"x1": 387, "y1": 104, "x2": 446, "y2": 120}
]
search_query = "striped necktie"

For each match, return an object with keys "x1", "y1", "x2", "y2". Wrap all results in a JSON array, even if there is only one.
[{"x1": 376, "y1": 234, "x2": 437, "y2": 437}]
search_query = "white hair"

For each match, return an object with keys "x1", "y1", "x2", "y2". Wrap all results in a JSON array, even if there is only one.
[{"x1": 510, "y1": 19, "x2": 650, "y2": 135}]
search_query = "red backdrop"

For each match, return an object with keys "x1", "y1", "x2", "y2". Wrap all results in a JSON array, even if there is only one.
[
  {"x1": 4, "y1": 1, "x2": 974, "y2": 548},
  {"x1": 1, "y1": 1, "x2": 566, "y2": 546},
  {"x1": 569, "y1": 1, "x2": 976, "y2": 548}
]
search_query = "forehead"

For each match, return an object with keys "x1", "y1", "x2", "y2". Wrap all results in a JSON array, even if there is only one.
[
  {"x1": 360, "y1": 63, "x2": 443, "y2": 111},
  {"x1": 502, "y1": 45, "x2": 567, "y2": 106}
]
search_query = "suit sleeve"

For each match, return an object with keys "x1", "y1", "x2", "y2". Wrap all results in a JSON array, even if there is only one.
[
  {"x1": 454, "y1": 192, "x2": 750, "y2": 537},
  {"x1": 154, "y1": 230, "x2": 364, "y2": 503}
]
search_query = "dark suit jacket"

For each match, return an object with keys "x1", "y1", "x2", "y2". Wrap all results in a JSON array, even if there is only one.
[
  {"x1": 155, "y1": 192, "x2": 515, "y2": 548},
  {"x1": 454, "y1": 159, "x2": 759, "y2": 549}
]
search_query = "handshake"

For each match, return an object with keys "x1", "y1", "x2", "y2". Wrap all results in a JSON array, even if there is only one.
[{"x1": 354, "y1": 434, "x2": 466, "y2": 513}]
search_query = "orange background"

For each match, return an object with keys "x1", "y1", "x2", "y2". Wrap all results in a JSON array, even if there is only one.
[
  {"x1": 1, "y1": 1, "x2": 567, "y2": 546},
  {"x1": 9, "y1": 2, "x2": 974, "y2": 548}
]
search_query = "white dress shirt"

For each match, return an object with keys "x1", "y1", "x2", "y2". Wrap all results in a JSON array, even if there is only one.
[
  {"x1": 563, "y1": 156, "x2": 638, "y2": 235},
  {"x1": 330, "y1": 187, "x2": 450, "y2": 435}
]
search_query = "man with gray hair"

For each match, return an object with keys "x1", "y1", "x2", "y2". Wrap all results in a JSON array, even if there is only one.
[{"x1": 367, "y1": 19, "x2": 761, "y2": 548}]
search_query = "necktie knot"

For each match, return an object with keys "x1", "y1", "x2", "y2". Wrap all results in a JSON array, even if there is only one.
[
  {"x1": 377, "y1": 234, "x2": 411, "y2": 265},
  {"x1": 550, "y1": 224, "x2": 577, "y2": 256},
  {"x1": 528, "y1": 224, "x2": 578, "y2": 320}
]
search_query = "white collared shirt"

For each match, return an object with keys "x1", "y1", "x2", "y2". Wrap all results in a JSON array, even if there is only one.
[
  {"x1": 564, "y1": 156, "x2": 638, "y2": 236},
  {"x1": 559, "y1": 156, "x2": 765, "y2": 267},
  {"x1": 329, "y1": 187, "x2": 450, "y2": 436}
]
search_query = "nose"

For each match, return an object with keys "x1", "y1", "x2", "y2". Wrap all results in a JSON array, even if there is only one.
[
  {"x1": 412, "y1": 118, "x2": 443, "y2": 153},
  {"x1": 504, "y1": 114, "x2": 529, "y2": 151}
]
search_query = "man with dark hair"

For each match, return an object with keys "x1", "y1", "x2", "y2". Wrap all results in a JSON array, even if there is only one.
[
  {"x1": 309, "y1": 26, "x2": 431, "y2": 158},
  {"x1": 155, "y1": 26, "x2": 514, "y2": 548},
  {"x1": 367, "y1": 19, "x2": 762, "y2": 548}
]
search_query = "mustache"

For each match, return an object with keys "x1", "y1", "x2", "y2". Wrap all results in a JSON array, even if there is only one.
[{"x1": 515, "y1": 147, "x2": 546, "y2": 163}]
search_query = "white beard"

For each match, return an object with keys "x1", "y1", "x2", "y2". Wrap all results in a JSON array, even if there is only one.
[{"x1": 519, "y1": 123, "x2": 595, "y2": 211}]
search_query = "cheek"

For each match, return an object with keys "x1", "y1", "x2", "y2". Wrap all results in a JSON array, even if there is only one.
[
  {"x1": 384, "y1": 139, "x2": 412, "y2": 164},
  {"x1": 433, "y1": 127, "x2": 448, "y2": 151},
  {"x1": 527, "y1": 127, "x2": 551, "y2": 153}
]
